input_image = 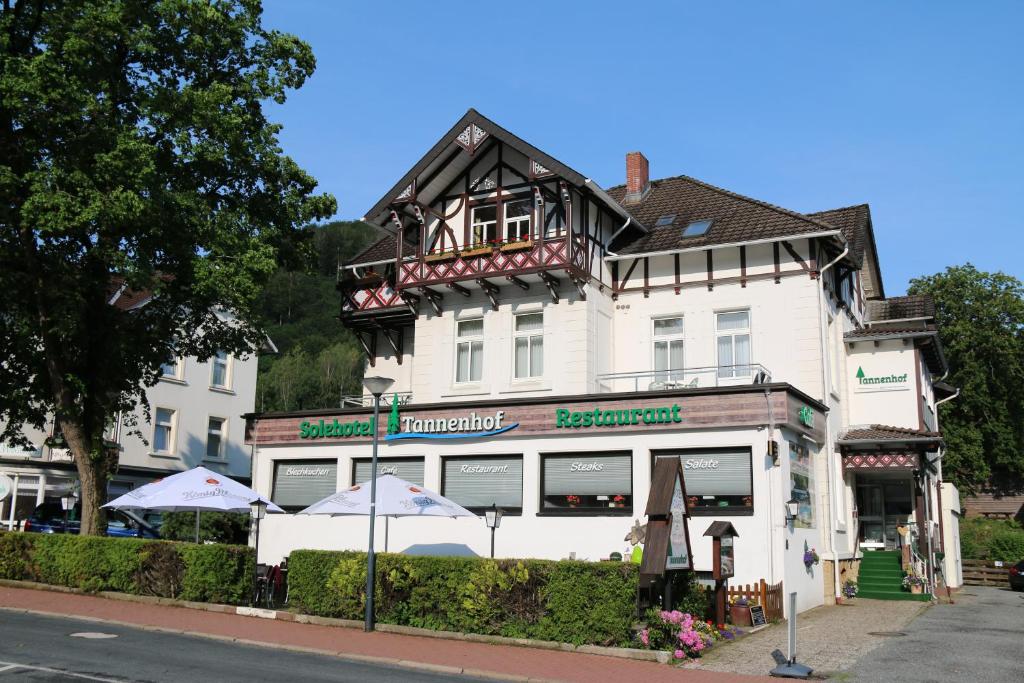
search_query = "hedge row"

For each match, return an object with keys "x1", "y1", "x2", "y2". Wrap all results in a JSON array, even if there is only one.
[
  {"x1": 288, "y1": 550, "x2": 638, "y2": 646},
  {"x1": 0, "y1": 532, "x2": 253, "y2": 604}
]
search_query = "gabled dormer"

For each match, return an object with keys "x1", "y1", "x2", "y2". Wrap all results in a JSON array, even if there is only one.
[{"x1": 340, "y1": 109, "x2": 643, "y2": 331}]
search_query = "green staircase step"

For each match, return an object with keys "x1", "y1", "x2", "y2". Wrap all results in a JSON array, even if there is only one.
[{"x1": 858, "y1": 590, "x2": 931, "y2": 602}]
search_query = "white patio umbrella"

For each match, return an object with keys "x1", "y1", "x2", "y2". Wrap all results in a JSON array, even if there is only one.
[
  {"x1": 297, "y1": 474, "x2": 475, "y2": 551},
  {"x1": 104, "y1": 466, "x2": 283, "y2": 542}
]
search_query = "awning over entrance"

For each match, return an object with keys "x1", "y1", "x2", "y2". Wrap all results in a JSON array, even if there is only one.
[
  {"x1": 838, "y1": 424, "x2": 942, "y2": 472},
  {"x1": 843, "y1": 453, "x2": 920, "y2": 470}
]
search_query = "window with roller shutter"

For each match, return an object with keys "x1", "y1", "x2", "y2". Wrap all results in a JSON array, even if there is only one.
[
  {"x1": 540, "y1": 452, "x2": 632, "y2": 515},
  {"x1": 441, "y1": 455, "x2": 522, "y2": 514},
  {"x1": 271, "y1": 460, "x2": 338, "y2": 511},
  {"x1": 652, "y1": 448, "x2": 753, "y2": 516},
  {"x1": 351, "y1": 457, "x2": 425, "y2": 486}
]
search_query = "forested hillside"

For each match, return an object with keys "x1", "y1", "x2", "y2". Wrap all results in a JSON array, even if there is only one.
[{"x1": 255, "y1": 221, "x2": 376, "y2": 412}]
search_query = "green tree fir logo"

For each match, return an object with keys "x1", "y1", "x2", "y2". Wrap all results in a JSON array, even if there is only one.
[
  {"x1": 856, "y1": 366, "x2": 865, "y2": 382},
  {"x1": 387, "y1": 394, "x2": 401, "y2": 435}
]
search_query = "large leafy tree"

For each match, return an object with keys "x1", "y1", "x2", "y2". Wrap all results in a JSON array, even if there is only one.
[
  {"x1": 0, "y1": 0, "x2": 335, "y2": 534},
  {"x1": 909, "y1": 264, "x2": 1024, "y2": 493}
]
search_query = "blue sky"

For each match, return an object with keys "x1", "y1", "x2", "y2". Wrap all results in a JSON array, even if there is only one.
[{"x1": 262, "y1": 1, "x2": 1022, "y2": 294}]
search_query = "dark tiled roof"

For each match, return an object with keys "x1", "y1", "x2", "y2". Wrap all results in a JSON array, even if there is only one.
[
  {"x1": 806, "y1": 204, "x2": 869, "y2": 267},
  {"x1": 867, "y1": 295, "x2": 935, "y2": 322},
  {"x1": 840, "y1": 425, "x2": 942, "y2": 442},
  {"x1": 844, "y1": 325, "x2": 937, "y2": 339},
  {"x1": 346, "y1": 235, "x2": 415, "y2": 267},
  {"x1": 607, "y1": 175, "x2": 842, "y2": 256}
]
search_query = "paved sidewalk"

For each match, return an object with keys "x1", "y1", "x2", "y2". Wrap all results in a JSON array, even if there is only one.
[
  {"x1": 696, "y1": 598, "x2": 928, "y2": 677},
  {"x1": 0, "y1": 586, "x2": 768, "y2": 683}
]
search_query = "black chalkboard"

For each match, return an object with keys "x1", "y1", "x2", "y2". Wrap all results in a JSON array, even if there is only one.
[{"x1": 750, "y1": 604, "x2": 767, "y2": 627}]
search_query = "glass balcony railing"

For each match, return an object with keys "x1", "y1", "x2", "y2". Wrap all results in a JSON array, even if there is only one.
[{"x1": 594, "y1": 364, "x2": 772, "y2": 394}]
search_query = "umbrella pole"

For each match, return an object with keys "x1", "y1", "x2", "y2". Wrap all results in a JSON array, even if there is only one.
[
  {"x1": 194, "y1": 510, "x2": 200, "y2": 543},
  {"x1": 385, "y1": 517, "x2": 389, "y2": 553}
]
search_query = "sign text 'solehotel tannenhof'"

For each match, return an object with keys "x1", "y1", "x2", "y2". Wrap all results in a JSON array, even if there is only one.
[
  {"x1": 298, "y1": 401, "x2": 684, "y2": 440},
  {"x1": 855, "y1": 366, "x2": 909, "y2": 390}
]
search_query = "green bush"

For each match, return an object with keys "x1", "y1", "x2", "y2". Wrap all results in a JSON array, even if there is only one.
[
  {"x1": 959, "y1": 517, "x2": 1024, "y2": 560},
  {"x1": 0, "y1": 532, "x2": 34, "y2": 580},
  {"x1": 0, "y1": 531, "x2": 252, "y2": 604},
  {"x1": 288, "y1": 550, "x2": 639, "y2": 646},
  {"x1": 160, "y1": 511, "x2": 250, "y2": 544}
]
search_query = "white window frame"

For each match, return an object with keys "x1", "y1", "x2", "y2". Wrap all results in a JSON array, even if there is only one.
[
  {"x1": 503, "y1": 197, "x2": 533, "y2": 242},
  {"x1": 652, "y1": 316, "x2": 685, "y2": 383},
  {"x1": 210, "y1": 350, "x2": 232, "y2": 390},
  {"x1": 454, "y1": 318, "x2": 484, "y2": 384},
  {"x1": 205, "y1": 416, "x2": 227, "y2": 460},
  {"x1": 470, "y1": 205, "x2": 497, "y2": 247},
  {"x1": 160, "y1": 356, "x2": 182, "y2": 381},
  {"x1": 513, "y1": 312, "x2": 544, "y2": 380},
  {"x1": 152, "y1": 407, "x2": 178, "y2": 456},
  {"x1": 716, "y1": 309, "x2": 752, "y2": 382}
]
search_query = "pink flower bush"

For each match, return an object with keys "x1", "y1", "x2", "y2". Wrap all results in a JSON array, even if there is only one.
[{"x1": 638, "y1": 609, "x2": 720, "y2": 660}]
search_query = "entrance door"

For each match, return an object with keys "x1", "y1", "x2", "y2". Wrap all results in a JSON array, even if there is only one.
[
  {"x1": 858, "y1": 485, "x2": 886, "y2": 548},
  {"x1": 857, "y1": 480, "x2": 914, "y2": 551}
]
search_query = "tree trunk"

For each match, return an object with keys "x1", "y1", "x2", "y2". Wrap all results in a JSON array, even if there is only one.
[{"x1": 61, "y1": 418, "x2": 112, "y2": 536}]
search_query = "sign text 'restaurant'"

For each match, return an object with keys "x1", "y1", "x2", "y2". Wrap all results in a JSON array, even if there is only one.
[{"x1": 555, "y1": 405, "x2": 682, "y2": 429}]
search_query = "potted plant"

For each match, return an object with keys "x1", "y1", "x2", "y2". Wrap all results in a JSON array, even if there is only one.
[
  {"x1": 565, "y1": 495, "x2": 581, "y2": 508},
  {"x1": 729, "y1": 596, "x2": 756, "y2": 627},
  {"x1": 460, "y1": 243, "x2": 493, "y2": 258},
  {"x1": 803, "y1": 546, "x2": 820, "y2": 569},
  {"x1": 902, "y1": 574, "x2": 926, "y2": 594},
  {"x1": 842, "y1": 579, "x2": 858, "y2": 601},
  {"x1": 610, "y1": 494, "x2": 626, "y2": 509},
  {"x1": 500, "y1": 238, "x2": 533, "y2": 252},
  {"x1": 425, "y1": 248, "x2": 458, "y2": 262}
]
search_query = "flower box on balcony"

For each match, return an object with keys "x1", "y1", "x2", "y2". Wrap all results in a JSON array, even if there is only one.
[
  {"x1": 499, "y1": 239, "x2": 533, "y2": 252},
  {"x1": 460, "y1": 245, "x2": 494, "y2": 258},
  {"x1": 425, "y1": 251, "x2": 458, "y2": 263}
]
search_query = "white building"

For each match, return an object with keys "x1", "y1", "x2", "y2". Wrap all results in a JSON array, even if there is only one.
[
  {"x1": 245, "y1": 110, "x2": 961, "y2": 612},
  {"x1": 0, "y1": 286, "x2": 265, "y2": 528}
]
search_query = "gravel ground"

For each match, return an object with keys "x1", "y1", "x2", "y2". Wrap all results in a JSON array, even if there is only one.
[{"x1": 692, "y1": 598, "x2": 928, "y2": 677}]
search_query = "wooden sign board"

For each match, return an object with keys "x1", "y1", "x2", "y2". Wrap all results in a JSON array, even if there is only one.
[
  {"x1": 750, "y1": 605, "x2": 767, "y2": 627},
  {"x1": 640, "y1": 458, "x2": 692, "y2": 582}
]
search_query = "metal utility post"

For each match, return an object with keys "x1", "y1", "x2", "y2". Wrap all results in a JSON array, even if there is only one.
[
  {"x1": 769, "y1": 592, "x2": 812, "y2": 679},
  {"x1": 362, "y1": 376, "x2": 394, "y2": 632},
  {"x1": 485, "y1": 504, "x2": 503, "y2": 558}
]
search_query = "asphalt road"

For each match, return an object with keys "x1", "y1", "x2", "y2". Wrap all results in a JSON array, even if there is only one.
[
  {"x1": 847, "y1": 585, "x2": 1024, "y2": 682},
  {"x1": 0, "y1": 611, "x2": 491, "y2": 683}
]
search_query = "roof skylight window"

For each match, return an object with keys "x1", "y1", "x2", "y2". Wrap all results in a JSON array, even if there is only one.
[
  {"x1": 655, "y1": 214, "x2": 677, "y2": 227},
  {"x1": 682, "y1": 219, "x2": 713, "y2": 237}
]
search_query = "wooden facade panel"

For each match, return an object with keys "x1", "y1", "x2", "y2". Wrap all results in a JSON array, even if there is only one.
[{"x1": 246, "y1": 387, "x2": 824, "y2": 446}]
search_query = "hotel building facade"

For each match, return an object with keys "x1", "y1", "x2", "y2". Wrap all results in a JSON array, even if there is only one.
[{"x1": 245, "y1": 110, "x2": 961, "y2": 612}]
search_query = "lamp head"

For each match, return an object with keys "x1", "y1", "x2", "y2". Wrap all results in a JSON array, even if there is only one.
[
  {"x1": 785, "y1": 497, "x2": 800, "y2": 520},
  {"x1": 60, "y1": 491, "x2": 76, "y2": 511},
  {"x1": 485, "y1": 503, "x2": 502, "y2": 529},
  {"x1": 362, "y1": 376, "x2": 395, "y2": 398},
  {"x1": 250, "y1": 498, "x2": 268, "y2": 520}
]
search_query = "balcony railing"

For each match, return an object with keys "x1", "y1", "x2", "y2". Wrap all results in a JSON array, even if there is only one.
[
  {"x1": 594, "y1": 364, "x2": 773, "y2": 394},
  {"x1": 340, "y1": 391, "x2": 413, "y2": 409}
]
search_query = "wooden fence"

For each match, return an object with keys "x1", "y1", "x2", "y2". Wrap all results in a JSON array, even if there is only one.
[
  {"x1": 961, "y1": 559, "x2": 1011, "y2": 587},
  {"x1": 727, "y1": 579, "x2": 784, "y2": 622}
]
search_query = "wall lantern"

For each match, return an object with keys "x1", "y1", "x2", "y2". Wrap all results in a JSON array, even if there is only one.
[
  {"x1": 785, "y1": 497, "x2": 800, "y2": 522},
  {"x1": 485, "y1": 504, "x2": 503, "y2": 558}
]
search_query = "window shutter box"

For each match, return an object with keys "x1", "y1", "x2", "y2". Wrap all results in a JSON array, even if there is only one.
[
  {"x1": 353, "y1": 457, "x2": 425, "y2": 486},
  {"x1": 272, "y1": 460, "x2": 338, "y2": 508},
  {"x1": 543, "y1": 453, "x2": 632, "y2": 496}
]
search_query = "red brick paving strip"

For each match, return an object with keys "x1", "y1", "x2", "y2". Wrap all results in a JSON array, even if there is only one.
[{"x1": 0, "y1": 586, "x2": 768, "y2": 682}]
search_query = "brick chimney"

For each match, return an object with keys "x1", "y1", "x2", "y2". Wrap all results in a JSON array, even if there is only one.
[{"x1": 624, "y1": 151, "x2": 649, "y2": 204}]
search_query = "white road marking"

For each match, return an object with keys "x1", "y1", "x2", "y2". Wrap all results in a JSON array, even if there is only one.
[
  {"x1": 69, "y1": 632, "x2": 119, "y2": 639},
  {"x1": 0, "y1": 660, "x2": 125, "y2": 681}
]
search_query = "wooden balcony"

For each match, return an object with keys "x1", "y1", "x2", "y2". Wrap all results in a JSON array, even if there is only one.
[{"x1": 396, "y1": 234, "x2": 589, "y2": 308}]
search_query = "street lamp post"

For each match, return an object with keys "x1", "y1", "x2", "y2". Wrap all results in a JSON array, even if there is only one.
[
  {"x1": 485, "y1": 504, "x2": 503, "y2": 559},
  {"x1": 362, "y1": 375, "x2": 394, "y2": 632},
  {"x1": 250, "y1": 499, "x2": 267, "y2": 607},
  {"x1": 60, "y1": 491, "x2": 76, "y2": 534}
]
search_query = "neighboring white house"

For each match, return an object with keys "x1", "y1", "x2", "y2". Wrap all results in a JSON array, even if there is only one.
[
  {"x1": 239, "y1": 109, "x2": 959, "y2": 613},
  {"x1": 0, "y1": 287, "x2": 269, "y2": 528}
]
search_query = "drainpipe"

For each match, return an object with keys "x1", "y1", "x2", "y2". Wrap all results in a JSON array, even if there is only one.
[
  {"x1": 934, "y1": 388, "x2": 960, "y2": 407},
  {"x1": 816, "y1": 239, "x2": 849, "y2": 601},
  {"x1": 604, "y1": 217, "x2": 631, "y2": 257},
  {"x1": 764, "y1": 388, "x2": 777, "y2": 584}
]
